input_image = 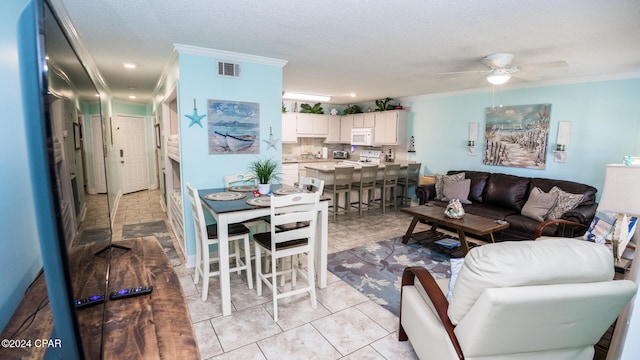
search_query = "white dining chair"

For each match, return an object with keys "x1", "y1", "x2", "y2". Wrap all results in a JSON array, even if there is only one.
[
  {"x1": 253, "y1": 191, "x2": 321, "y2": 321},
  {"x1": 186, "y1": 183, "x2": 253, "y2": 301}
]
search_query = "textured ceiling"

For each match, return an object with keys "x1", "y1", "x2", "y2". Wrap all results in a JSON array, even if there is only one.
[{"x1": 53, "y1": 0, "x2": 640, "y2": 105}]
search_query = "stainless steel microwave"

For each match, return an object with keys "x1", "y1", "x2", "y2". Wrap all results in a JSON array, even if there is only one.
[{"x1": 351, "y1": 128, "x2": 374, "y2": 146}]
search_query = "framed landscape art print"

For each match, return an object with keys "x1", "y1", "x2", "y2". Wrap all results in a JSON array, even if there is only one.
[{"x1": 483, "y1": 104, "x2": 551, "y2": 170}]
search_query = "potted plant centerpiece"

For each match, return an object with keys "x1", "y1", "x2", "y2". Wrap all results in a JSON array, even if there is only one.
[{"x1": 248, "y1": 157, "x2": 280, "y2": 195}]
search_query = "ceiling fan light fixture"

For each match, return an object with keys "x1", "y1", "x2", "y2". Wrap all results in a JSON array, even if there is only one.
[{"x1": 486, "y1": 73, "x2": 511, "y2": 85}]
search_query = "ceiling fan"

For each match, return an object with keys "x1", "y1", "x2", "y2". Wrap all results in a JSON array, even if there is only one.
[{"x1": 439, "y1": 53, "x2": 568, "y2": 85}]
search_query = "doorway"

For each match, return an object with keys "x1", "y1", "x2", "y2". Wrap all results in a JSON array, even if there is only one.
[
  {"x1": 115, "y1": 114, "x2": 149, "y2": 194},
  {"x1": 90, "y1": 114, "x2": 107, "y2": 193}
]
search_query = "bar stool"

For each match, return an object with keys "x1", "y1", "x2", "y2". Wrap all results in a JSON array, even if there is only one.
[
  {"x1": 375, "y1": 164, "x2": 400, "y2": 214},
  {"x1": 397, "y1": 163, "x2": 421, "y2": 205},
  {"x1": 351, "y1": 164, "x2": 378, "y2": 217},
  {"x1": 324, "y1": 166, "x2": 354, "y2": 221}
]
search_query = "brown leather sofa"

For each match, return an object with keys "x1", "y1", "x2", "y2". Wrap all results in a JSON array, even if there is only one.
[{"x1": 416, "y1": 170, "x2": 598, "y2": 241}]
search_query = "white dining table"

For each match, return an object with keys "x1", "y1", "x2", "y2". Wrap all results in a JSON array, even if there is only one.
[{"x1": 200, "y1": 185, "x2": 329, "y2": 316}]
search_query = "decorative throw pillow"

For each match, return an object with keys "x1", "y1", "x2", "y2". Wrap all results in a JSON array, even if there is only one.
[
  {"x1": 546, "y1": 186, "x2": 584, "y2": 220},
  {"x1": 584, "y1": 210, "x2": 639, "y2": 244},
  {"x1": 441, "y1": 178, "x2": 472, "y2": 204},
  {"x1": 583, "y1": 211, "x2": 617, "y2": 243},
  {"x1": 446, "y1": 258, "x2": 465, "y2": 302},
  {"x1": 520, "y1": 187, "x2": 558, "y2": 222},
  {"x1": 434, "y1": 172, "x2": 465, "y2": 200}
]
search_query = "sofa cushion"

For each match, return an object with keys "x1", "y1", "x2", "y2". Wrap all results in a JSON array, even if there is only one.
[
  {"x1": 484, "y1": 173, "x2": 531, "y2": 211},
  {"x1": 546, "y1": 186, "x2": 584, "y2": 220},
  {"x1": 463, "y1": 203, "x2": 518, "y2": 220},
  {"x1": 448, "y1": 170, "x2": 490, "y2": 203},
  {"x1": 529, "y1": 177, "x2": 597, "y2": 206},
  {"x1": 447, "y1": 239, "x2": 614, "y2": 325},
  {"x1": 441, "y1": 178, "x2": 472, "y2": 204},
  {"x1": 520, "y1": 187, "x2": 558, "y2": 222},
  {"x1": 434, "y1": 172, "x2": 465, "y2": 200}
]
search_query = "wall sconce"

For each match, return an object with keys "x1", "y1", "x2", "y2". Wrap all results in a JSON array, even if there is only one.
[
  {"x1": 554, "y1": 121, "x2": 571, "y2": 163},
  {"x1": 467, "y1": 122, "x2": 478, "y2": 156}
]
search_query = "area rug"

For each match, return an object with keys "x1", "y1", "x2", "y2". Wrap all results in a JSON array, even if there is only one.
[
  {"x1": 122, "y1": 221, "x2": 181, "y2": 266},
  {"x1": 327, "y1": 237, "x2": 451, "y2": 316},
  {"x1": 78, "y1": 227, "x2": 111, "y2": 246}
]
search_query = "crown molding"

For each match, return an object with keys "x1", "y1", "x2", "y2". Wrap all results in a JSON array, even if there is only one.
[{"x1": 173, "y1": 44, "x2": 287, "y2": 68}]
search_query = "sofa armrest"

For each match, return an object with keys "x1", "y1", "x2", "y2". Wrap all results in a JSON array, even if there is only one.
[
  {"x1": 533, "y1": 219, "x2": 588, "y2": 240},
  {"x1": 399, "y1": 267, "x2": 463, "y2": 359},
  {"x1": 561, "y1": 202, "x2": 598, "y2": 226},
  {"x1": 416, "y1": 184, "x2": 436, "y2": 205}
]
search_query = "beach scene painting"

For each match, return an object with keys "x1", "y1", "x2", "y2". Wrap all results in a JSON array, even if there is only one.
[
  {"x1": 483, "y1": 104, "x2": 551, "y2": 170},
  {"x1": 208, "y1": 100, "x2": 260, "y2": 154}
]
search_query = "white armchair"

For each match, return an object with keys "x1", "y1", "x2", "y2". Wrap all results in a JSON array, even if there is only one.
[{"x1": 399, "y1": 239, "x2": 638, "y2": 360}]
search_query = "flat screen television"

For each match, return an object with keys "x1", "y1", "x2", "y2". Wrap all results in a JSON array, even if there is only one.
[{"x1": 12, "y1": 0, "x2": 111, "y2": 358}]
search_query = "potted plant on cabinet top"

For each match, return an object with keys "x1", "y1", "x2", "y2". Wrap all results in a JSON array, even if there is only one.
[{"x1": 248, "y1": 157, "x2": 280, "y2": 195}]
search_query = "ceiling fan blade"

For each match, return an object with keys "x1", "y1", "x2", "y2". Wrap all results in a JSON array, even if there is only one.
[
  {"x1": 519, "y1": 60, "x2": 568, "y2": 71},
  {"x1": 438, "y1": 70, "x2": 490, "y2": 75},
  {"x1": 512, "y1": 71, "x2": 541, "y2": 81}
]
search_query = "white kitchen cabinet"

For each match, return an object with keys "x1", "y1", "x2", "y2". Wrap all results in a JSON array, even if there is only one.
[
  {"x1": 282, "y1": 113, "x2": 298, "y2": 143},
  {"x1": 363, "y1": 113, "x2": 376, "y2": 128},
  {"x1": 374, "y1": 110, "x2": 408, "y2": 145},
  {"x1": 282, "y1": 163, "x2": 298, "y2": 186},
  {"x1": 295, "y1": 113, "x2": 329, "y2": 137},
  {"x1": 340, "y1": 115, "x2": 354, "y2": 143},
  {"x1": 352, "y1": 113, "x2": 376, "y2": 128},
  {"x1": 325, "y1": 115, "x2": 341, "y2": 143}
]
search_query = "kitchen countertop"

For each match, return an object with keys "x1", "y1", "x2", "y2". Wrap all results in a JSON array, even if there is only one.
[
  {"x1": 304, "y1": 160, "x2": 415, "y2": 172},
  {"x1": 282, "y1": 157, "x2": 344, "y2": 164}
]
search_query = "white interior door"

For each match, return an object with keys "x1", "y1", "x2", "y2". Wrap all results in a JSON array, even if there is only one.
[
  {"x1": 90, "y1": 114, "x2": 107, "y2": 193},
  {"x1": 115, "y1": 115, "x2": 149, "y2": 194}
]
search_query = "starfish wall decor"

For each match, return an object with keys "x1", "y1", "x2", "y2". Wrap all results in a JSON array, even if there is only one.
[
  {"x1": 185, "y1": 98, "x2": 206, "y2": 128},
  {"x1": 263, "y1": 126, "x2": 280, "y2": 151}
]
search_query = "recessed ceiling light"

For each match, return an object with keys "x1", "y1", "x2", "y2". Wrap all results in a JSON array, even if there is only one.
[
  {"x1": 282, "y1": 92, "x2": 331, "y2": 102},
  {"x1": 128, "y1": 95, "x2": 136, "y2": 99},
  {"x1": 350, "y1": 93, "x2": 357, "y2": 98},
  {"x1": 127, "y1": 86, "x2": 136, "y2": 90},
  {"x1": 123, "y1": 62, "x2": 137, "y2": 69},
  {"x1": 95, "y1": 94, "x2": 100, "y2": 97}
]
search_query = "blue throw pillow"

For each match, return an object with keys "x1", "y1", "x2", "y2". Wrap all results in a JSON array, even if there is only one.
[{"x1": 584, "y1": 211, "x2": 638, "y2": 244}]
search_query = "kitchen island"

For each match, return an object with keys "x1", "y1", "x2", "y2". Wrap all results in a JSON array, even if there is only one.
[
  {"x1": 304, "y1": 161, "x2": 416, "y2": 213},
  {"x1": 304, "y1": 160, "x2": 415, "y2": 184}
]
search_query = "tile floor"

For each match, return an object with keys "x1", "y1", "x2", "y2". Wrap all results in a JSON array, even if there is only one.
[{"x1": 80, "y1": 189, "x2": 434, "y2": 359}]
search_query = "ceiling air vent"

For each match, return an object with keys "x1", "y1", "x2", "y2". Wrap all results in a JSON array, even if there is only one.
[{"x1": 217, "y1": 61, "x2": 240, "y2": 78}]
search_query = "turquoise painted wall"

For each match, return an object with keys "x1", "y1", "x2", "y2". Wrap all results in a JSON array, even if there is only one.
[
  {"x1": 0, "y1": 0, "x2": 44, "y2": 332},
  {"x1": 177, "y1": 52, "x2": 283, "y2": 260},
  {"x1": 400, "y1": 78, "x2": 640, "y2": 199}
]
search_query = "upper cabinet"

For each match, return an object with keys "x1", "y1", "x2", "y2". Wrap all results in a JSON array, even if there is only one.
[
  {"x1": 296, "y1": 113, "x2": 329, "y2": 137},
  {"x1": 283, "y1": 109, "x2": 408, "y2": 146},
  {"x1": 282, "y1": 113, "x2": 298, "y2": 143},
  {"x1": 374, "y1": 110, "x2": 407, "y2": 146},
  {"x1": 353, "y1": 113, "x2": 375, "y2": 128},
  {"x1": 325, "y1": 115, "x2": 341, "y2": 143}
]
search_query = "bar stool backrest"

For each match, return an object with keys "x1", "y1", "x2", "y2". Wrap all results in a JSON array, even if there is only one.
[
  {"x1": 333, "y1": 166, "x2": 355, "y2": 190},
  {"x1": 405, "y1": 163, "x2": 421, "y2": 184},
  {"x1": 359, "y1": 165, "x2": 379, "y2": 187},
  {"x1": 382, "y1": 164, "x2": 401, "y2": 185}
]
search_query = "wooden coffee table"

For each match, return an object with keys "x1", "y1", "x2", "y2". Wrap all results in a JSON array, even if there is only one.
[{"x1": 401, "y1": 205, "x2": 509, "y2": 256}]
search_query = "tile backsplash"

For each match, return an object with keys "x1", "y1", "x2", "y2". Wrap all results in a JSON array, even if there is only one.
[{"x1": 282, "y1": 137, "x2": 407, "y2": 161}]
